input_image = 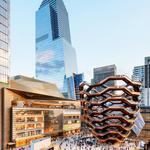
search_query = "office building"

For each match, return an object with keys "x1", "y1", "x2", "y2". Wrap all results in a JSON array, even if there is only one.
[
  {"x1": 67, "y1": 73, "x2": 84, "y2": 100},
  {"x1": 132, "y1": 56, "x2": 150, "y2": 106},
  {"x1": 0, "y1": 0, "x2": 10, "y2": 148},
  {"x1": 35, "y1": 0, "x2": 77, "y2": 97},
  {"x1": 144, "y1": 57, "x2": 150, "y2": 106},
  {"x1": 91, "y1": 65, "x2": 117, "y2": 86},
  {"x1": 132, "y1": 66, "x2": 144, "y2": 105},
  {"x1": 0, "y1": 0, "x2": 10, "y2": 83},
  {"x1": 132, "y1": 66, "x2": 144, "y2": 82},
  {"x1": 73, "y1": 73, "x2": 84, "y2": 100},
  {"x1": 0, "y1": 75, "x2": 80, "y2": 149}
]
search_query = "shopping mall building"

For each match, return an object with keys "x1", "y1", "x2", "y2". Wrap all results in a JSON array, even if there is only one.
[{"x1": 0, "y1": 76, "x2": 80, "y2": 149}]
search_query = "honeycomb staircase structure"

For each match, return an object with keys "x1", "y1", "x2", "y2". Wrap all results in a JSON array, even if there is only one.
[{"x1": 80, "y1": 75, "x2": 142, "y2": 144}]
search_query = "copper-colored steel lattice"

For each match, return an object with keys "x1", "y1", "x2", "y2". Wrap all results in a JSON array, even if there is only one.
[{"x1": 80, "y1": 75, "x2": 141, "y2": 144}]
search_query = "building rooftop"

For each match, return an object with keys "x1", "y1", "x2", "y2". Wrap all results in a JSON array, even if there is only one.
[
  {"x1": 10, "y1": 75, "x2": 64, "y2": 99},
  {"x1": 94, "y1": 64, "x2": 117, "y2": 72},
  {"x1": 39, "y1": 0, "x2": 55, "y2": 9},
  {"x1": 39, "y1": 0, "x2": 66, "y2": 10}
]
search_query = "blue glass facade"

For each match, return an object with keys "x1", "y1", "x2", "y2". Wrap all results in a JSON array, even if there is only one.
[
  {"x1": 0, "y1": 0, "x2": 10, "y2": 83},
  {"x1": 73, "y1": 73, "x2": 84, "y2": 100},
  {"x1": 67, "y1": 73, "x2": 84, "y2": 100},
  {"x1": 67, "y1": 76, "x2": 75, "y2": 99},
  {"x1": 36, "y1": 0, "x2": 77, "y2": 95}
]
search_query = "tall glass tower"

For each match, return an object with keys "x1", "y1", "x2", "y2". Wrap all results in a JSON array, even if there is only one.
[
  {"x1": 36, "y1": 0, "x2": 77, "y2": 97},
  {"x1": 67, "y1": 73, "x2": 84, "y2": 100},
  {"x1": 0, "y1": 0, "x2": 10, "y2": 148},
  {"x1": 0, "y1": 0, "x2": 10, "y2": 83}
]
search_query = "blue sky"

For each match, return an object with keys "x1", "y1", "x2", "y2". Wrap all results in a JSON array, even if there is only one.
[{"x1": 11, "y1": 0, "x2": 150, "y2": 82}]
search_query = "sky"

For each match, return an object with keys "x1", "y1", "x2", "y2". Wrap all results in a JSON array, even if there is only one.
[{"x1": 11, "y1": 0, "x2": 150, "y2": 82}]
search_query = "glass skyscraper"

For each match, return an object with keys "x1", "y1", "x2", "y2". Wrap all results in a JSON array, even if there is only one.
[
  {"x1": 144, "y1": 57, "x2": 150, "y2": 106},
  {"x1": 66, "y1": 73, "x2": 84, "y2": 100},
  {"x1": 36, "y1": 0, "x2": 77, "y2": 97},
  {"x1": 0, "y1": 0, "x2": 10, "y2": 83},
  {"x1": 132, "y1": 65, "x2": 144, "y2": 105},
  {"x1": 91, "y1": 65, "x2": 117, "y2": 85},
  {"x1": 73, "y1": 73, "x2": 84, "y2": 100}
]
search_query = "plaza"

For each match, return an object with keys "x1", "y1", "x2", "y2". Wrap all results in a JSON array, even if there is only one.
[{"x1": 54, "y1": 135, "x2": 140, "y2": 150}]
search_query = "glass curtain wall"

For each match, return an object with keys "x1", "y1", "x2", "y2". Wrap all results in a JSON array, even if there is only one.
[{"x1": 0, "y1": 0, "x2": 10, "y2": 83}]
